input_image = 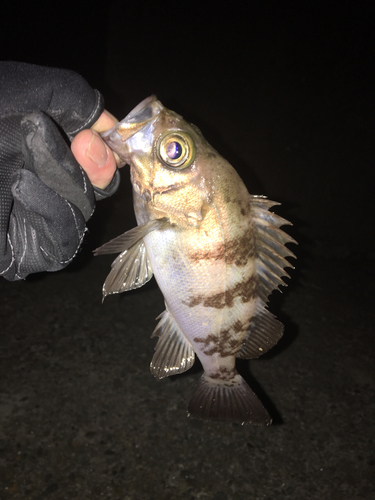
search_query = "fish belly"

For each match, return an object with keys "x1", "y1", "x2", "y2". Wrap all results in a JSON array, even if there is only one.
[{"x1": 146, "y1": 204, "x2": 255, "y2": 362}]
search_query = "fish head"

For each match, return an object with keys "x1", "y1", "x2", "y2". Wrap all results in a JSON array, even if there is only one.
[{"x1": 102, "y1": 96, "x2": 217, "y2": 225}]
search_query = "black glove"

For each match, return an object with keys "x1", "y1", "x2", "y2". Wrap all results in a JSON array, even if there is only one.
[{"x1": 0, "y1": 62, "x2": 119, "y2": 281}]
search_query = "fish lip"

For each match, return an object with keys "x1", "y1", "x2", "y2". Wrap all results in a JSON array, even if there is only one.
[
  {"x1": 124, "y1": 95, "x2": 158, "y2": 122},
  {"x1": 100, "y1": 128, "x2": 130, "y2": 166}
]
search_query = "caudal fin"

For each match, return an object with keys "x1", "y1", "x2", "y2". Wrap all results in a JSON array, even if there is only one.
[{"x1": 187, "y1": 373, "x2": 272, "y2": 425}]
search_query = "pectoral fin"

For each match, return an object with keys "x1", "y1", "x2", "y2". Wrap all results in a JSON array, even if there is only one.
[
  {"x1": 101, "y1": 240, "x2": 153, "y2": 299},
  {"x1": 94, "y1": 218, "x2": 170, "y2": 300},
  {"x1": 150, "y1": 309, "x2": 195, "y2": 379}
]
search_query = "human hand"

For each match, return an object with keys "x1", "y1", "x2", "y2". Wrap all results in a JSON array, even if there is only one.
[
  {"x1": 0, "y1": 62, "x2": 120, "y2": 280},
  {"x1": 71, "y1": 109, "x2": 120, "y2": 191}
]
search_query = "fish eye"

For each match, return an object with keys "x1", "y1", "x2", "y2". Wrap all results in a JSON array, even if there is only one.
[{"x1": 157, "y1": 131, "x2": 196, "y2": 169}]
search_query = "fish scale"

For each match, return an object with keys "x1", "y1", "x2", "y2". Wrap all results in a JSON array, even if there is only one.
[{"x1": 94, "y1": 96, "x2": 296, "y2": 425}]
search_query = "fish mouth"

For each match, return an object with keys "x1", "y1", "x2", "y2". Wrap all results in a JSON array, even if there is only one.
[
  {"x1": 101, "y1": 96, "x2": 165, "y2": 166},
  {"x1": 125, "y1": 95, "x2": 158, "y2": 123},
  {"x1": 103, "y1": 96, "x2": 163, "y2": 145}
]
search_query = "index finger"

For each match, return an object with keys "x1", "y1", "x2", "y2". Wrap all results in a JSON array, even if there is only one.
[
  {"x1": 91, "y1": 110, "x2": 123, "y2": 167},
  {"x1": 91, "y1": 109, "x2": 118, "y2": 134}
]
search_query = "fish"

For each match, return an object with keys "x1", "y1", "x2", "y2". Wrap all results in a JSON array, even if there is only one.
[{"x1": 94, "y1": 96, "x2": 296, "y2": 425}]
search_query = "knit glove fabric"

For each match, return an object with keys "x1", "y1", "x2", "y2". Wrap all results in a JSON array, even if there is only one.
[{"x1": 0, "y1": 62, "x2": 119, "y2": 280}]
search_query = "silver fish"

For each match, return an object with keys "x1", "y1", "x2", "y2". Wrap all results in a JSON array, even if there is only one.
[{"x1": 95, "y1": 96, "x2": 296, "y2": 425}]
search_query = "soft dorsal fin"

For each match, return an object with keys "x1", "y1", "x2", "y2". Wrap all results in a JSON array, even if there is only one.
[
  {"x1": 236, "y1": 301, "x2": 284, "y2": 359},
  {"x1": 150, "y1": 308, "x2": 195, "y2": 379}
]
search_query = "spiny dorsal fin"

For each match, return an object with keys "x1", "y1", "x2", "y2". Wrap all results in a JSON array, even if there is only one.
[
  {"x1": 251, "y1": 195, "x2": 296, "y2": 303},
  {"x1": 235, "y1": 196, "x2": 296, "y2": 356},
  {"x1": 151, "y1": 309, "x2": 195, "y2": 379}
]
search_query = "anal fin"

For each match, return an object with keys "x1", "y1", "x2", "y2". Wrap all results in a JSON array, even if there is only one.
[
  {"x1": 150, "y1": 309, "x2": 195, "y2": 379},
  {"x1": 187, "y1": 373, "x2": 271, "y2": 425},
  {"x1": 236, "y1": 302, "x2": 284, "y2": 359}
]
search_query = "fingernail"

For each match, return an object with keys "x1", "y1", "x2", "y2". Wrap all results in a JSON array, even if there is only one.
[{"x1": 86, "y1": 130, "x2": 109, "y2": 168}]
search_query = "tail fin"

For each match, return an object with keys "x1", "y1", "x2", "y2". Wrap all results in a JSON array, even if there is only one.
[{"x1": 187, "y1": 373, "x2": 271, "y2": 425}]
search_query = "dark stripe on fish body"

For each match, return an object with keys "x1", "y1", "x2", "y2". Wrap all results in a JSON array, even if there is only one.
[
  {"x1": 183, "y1": 275, "x2": 257, "y2": 309},
  {"x1": 206, "y1": 367, "x2": 237, "y2": 382},
  {"x1": 187, "y1": 233, "x2": 256, "y2": 267},
  {"x1": 194, "y1": 319, "x2": 250, "y2": 357}
]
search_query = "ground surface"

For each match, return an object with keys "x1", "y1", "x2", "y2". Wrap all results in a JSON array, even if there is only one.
[{"x1": 1, "y1": 188, "x2": 374, "y2": 499}]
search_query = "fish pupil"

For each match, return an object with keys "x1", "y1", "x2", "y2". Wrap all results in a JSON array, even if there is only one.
[{"x1": 166, "y1": 141, "x2": 182, "y2": 160}]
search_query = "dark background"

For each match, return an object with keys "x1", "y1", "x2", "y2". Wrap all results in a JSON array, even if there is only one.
[
  {"x1": 0, "y1": 1, "x2": 374, "y2": 499},
  {"x1": 1, "y1": 0, "x2": 373, "y2": 254}
]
